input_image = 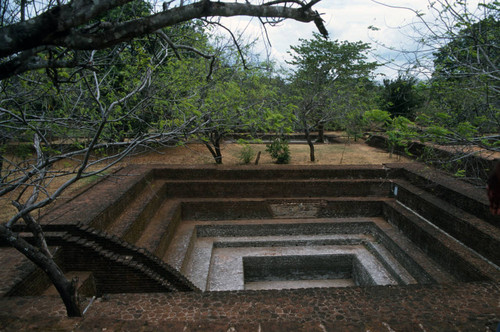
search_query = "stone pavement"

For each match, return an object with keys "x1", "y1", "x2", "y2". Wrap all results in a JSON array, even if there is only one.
[
  {"x1": 1, "y1": 281, "x2": 499, "y2": 331},
  {"x1": 0, "y1": 248, "x2": 36, "y2": 297}
]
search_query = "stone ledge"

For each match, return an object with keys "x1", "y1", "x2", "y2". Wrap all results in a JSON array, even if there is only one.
[{"x1": 1, "y1": 282, "x2": 498, "y2": 331}]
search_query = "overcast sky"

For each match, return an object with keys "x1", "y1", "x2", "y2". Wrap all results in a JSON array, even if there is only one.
[{"x1": 218, "y1": 0, "x2": 482, "y2": 79}]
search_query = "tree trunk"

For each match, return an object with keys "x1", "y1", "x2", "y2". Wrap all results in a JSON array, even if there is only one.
[
  {"x1": 0, "y1": 139, "x2": 6, "y2": 184},
  {"x1": 203, "y1": 132, "x2": 223, "y2": 164},
  {"x1": 0, "y1": 150, "x2": 4, "y2": 184},
  {"x1": 12, "y1": 201, "x2": 52, "y2": 257},
  {"x1": 213, "y1": 138, "x2": 222, "y2": 164},
  {"x1": 0, "y1": 225, "x2": 82, "y2": 317},
  {"x1": 304, "y1": 127, "x2": 315, "y2": 162},
  {"x1": 254, "y1": 151, "x2": 261, "y2": 165},
  {"x1": 316, "y1": 122, "x2": 325, "y2": 143}
]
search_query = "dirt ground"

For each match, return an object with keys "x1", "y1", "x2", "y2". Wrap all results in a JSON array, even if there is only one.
[{"x1": 122, "y1": 140, "x2": 412, "y2": 166}]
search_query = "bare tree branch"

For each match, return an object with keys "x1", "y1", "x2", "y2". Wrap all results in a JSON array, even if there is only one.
[
  {"x1": 205, "y1": 20, "x2": 249, "y2": 70},
  {"x1": 0, "y1": 1, "x2": 326, "y2": 57}
]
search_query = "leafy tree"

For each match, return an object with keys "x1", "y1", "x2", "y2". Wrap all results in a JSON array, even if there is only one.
[
  {"x1": 381, "y1": 75, "x2": 424, "y2": 119},
  {"x1": 364, "y1": 109, "x2": 392, "y2": 132},
  {"x1": 161, "y1": 48, "x2": 283, "y2": 164},
  {"x1": 372, "y1": 0, "x2": 499, "y2": 154},
  {"x1": 385, "y1": 116, "x2": 418, "y2": 158},
  {"x1": 335, "y1": 78, "x2": 380, "y2": 141},
  {"x1": 364, "y1": 110, "x2": 417, "y2": 158},
  {"x1": 287, "y1": 33, "x2": 378, "y2": 161},
  {"x1": 429, "y1": 13, "x2": 499, "y2": 133}
]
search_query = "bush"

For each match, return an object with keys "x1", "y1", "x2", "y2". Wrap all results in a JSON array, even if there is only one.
[
  {"x1": 11, "y1": 143, "x2": 33, "y2": 159},
  {"x1": 238, "y1": 144, "x2": 255, "y2": 164},
  {"x1": 266, "y1": 138, "x2": 290, "y2": 164}
]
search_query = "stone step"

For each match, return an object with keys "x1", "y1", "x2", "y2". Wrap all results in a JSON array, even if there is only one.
[
  {"x1": 163, "y1": 179, "x2": 393, "y2": 198},
  {"x1": 211, "y1": 234, "x2": 369, "y2": 248},
  {"x1": 393, "y1": 179, "x2": 500, "y2": 266},
  {"x1": 396, "y1": 163, "x2": 496, "y2": 225},
  {"x1": 105, "y1": 179, "x2": 165, "y2": 243},
  {"x1": 364, "y1": 241, "x2": 418, "y2": 285},
  {"x1": 162, "y1": 222, "x2": 197, "y2": 271},
  {"x1": 195, "y1": 220, "x2": 374, "y2": 238},
  {"x1": 180, "y1": 197, "x2": 389, "y2": 221},
  {"x1": 162, "y1": 218, "x2": 380, "y2": 273},
  {"x1": 210, "y1": 236, "x2": 420, "y2": 289},
  {"x1": 135, "y1": 200, "x2": 182, "y2": 259},
  {"x1": 193, "y1": 235, "x2": 377, "y2": 292},
  {"x1": 154, "y1": 166, "x2": 391, "y2": 181},
  {"x1": 205, "y1": 244, "x2": 399, "y2": 291},
  {"x1": 181, "y1": 237, "x2": 214, "y2": 291},
  {"x1": 162, "y1": 217, "x2": 447, "y2": 290},
  {"x1": 384, "y1": 200, "x2": 500, "y2": 283},
  {"x1": 369, "y1": 216, "x2": 456, "y2": 285}
]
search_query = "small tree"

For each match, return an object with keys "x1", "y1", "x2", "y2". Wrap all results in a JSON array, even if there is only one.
[
  {"x1": 364, "y1": 110, "x2": 417, "y2": 158},
  {"x1": 266, "y1": 138, "x2": 291, "y2": 164},
  {"x1": 238, "y1": 144, "x2": 256, "y2": 164},
  {"x1": 385, "y1": 116, "x2": 417, "y2": 158},
  {"x1": 287, "y1": 33, "x2": 378, "y2": 161}
]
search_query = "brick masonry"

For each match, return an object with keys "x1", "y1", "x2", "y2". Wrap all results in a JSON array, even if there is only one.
[{"x1": 0, "y1": 281, "x2": 499, "y2": 331}]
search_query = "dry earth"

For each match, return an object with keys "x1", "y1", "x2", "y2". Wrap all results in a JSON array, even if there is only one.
[{"x1": 122, "y1": 140, "x2": 412, "y2": 166}]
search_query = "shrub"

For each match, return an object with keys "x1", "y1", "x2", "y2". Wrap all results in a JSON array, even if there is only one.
[
  {"x1": 12, "y1": 143, "x2": 33, "y2": 159},
  {"x1": 238, "y1": 144, "x2": 255, "y2": 164},
  {"x1": 266, "y1": 138, "x2": 290, "y2": 164}
]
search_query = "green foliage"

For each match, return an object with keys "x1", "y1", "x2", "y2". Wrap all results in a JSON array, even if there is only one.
[
  {"x1": 454, "y1": 169, "x2": 466, "y2": 178},
  {"x1": 363, "y1": 107, "x2": 417, "y2": 157},
  {"x1": 287, "y1": 33, "x2": 378, "y2": 82},
  {"x1": 11, "y1": 144, "x2": 33, "y2": 160},
  {"x1": 380, "y1": 76, "x2": 424, "y2": 119},
  {"x1": 157, "y1": 43, "x2": 290, "y2": 164},
  {"x1": 266, "y1": 138, "x2": 291, "y2": 164},
  {"x1": 428, "y1": 13, "x2": 499, "y2": 138},
  {"x1": 344, "y1": 109, "x2": 366, "y2": 141},
  {"x1": 455, "y1": 122, "x2": 477, "y2": 138},
  {"x1": 97, "y1": 0, "x2": 152, "y2": 22},
  {"x1": 363, "y1": 109, "x2": 391, "y2": 131},
  {"x1": 238, "y1": 144, "x2": 255, "y2": 164},
  {"x1": 385, "y1": 116, "x2": 417, "y2": 156}
]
